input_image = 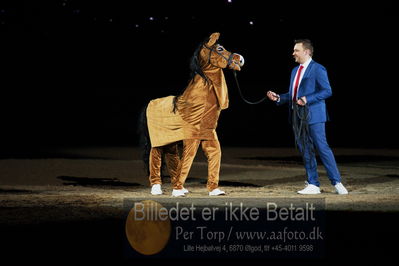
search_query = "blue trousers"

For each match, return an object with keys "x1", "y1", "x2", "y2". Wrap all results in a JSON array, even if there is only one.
[{"x1": 297, "y1": 122, "x2": 341, "y2": 186}]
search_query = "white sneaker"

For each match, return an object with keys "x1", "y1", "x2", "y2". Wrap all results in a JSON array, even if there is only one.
[
  {"x1": 182, "y1": 187, "x2": 189, "y2": 194},
  {"x1": 297, "y1": 184, "x2": 321, "y2": 194},
  {"x1": 150, "y1": 184, "x2": 162, "y2": 195},
  {"x1": 334, "y1": 182, "x2": 348, "y2": 195},
  {"x1": 172, "y1": 189, "x2": 186, "y2": 197},
  {"x1": 209, "y1": 188, "x2": 225, "y2": 196}
]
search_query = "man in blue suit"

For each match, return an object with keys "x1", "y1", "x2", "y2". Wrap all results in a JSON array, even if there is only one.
[{"x1": 267, "y1": 39, "x2": 348, "y2": 195}]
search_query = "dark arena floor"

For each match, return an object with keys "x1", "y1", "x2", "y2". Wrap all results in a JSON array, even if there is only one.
[{"x1": 1, "y1": 146, "x2": 398, "y2": 265}]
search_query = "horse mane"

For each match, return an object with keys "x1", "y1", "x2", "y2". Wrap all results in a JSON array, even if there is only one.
[
  {"x1": 173, "y1": 36, "x2": 216, "y2": 113},
  {"x1": 189, "y1": 38, "x2": 211, "y2": 84}
]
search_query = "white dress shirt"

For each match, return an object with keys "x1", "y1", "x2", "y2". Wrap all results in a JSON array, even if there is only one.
[{"x1": 292, "y1": 57, "x2": 312, "y2": 98}]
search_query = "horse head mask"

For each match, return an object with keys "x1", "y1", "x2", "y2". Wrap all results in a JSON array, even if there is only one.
[{"x1": 202, "y1": 32, "x2": 245, "y2": 71}]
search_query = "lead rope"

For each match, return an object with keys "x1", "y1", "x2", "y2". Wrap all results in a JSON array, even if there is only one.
[
  {"x1": 292, "y1": 103, "x2": 315, "y2": 168},
  {"x1": 233, "y1": 70, "x2": 266, "y2": 105}
]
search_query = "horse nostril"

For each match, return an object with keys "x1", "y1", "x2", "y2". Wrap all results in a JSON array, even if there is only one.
[
  {"x1": 238, "y1": 55, "x2": 245, "y2": 67},
  {"x1": 232, "y1": 53, "x2": 244, "y2": 67}
]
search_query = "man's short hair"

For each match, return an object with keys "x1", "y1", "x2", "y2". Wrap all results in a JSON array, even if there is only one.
[{"x1": 294, "y1": 39, "x2": 314, "y2": 56}]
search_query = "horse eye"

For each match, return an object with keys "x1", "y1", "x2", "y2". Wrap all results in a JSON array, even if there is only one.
[{"x1": 216, "y1": 46, "x2": 224, "y2": 52}]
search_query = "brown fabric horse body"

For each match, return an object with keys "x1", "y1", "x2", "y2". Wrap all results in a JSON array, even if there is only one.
[{"x1": 146, "y1": 32, "x2": 244, "y2": 196}]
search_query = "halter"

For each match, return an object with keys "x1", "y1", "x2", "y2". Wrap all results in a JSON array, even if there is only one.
[
  {"x1": 203, "y1": 44, "x2": 234, "y2": 68},
  {"x1": 204, "y1": 44, "x2": 266, "y2": 105}
]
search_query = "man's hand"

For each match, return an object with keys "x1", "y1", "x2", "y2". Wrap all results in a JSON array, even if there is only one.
[
  {"x1": 296, "y1": 96, "x2": 307, "y2": 106},
  {"x1": 267, "y1": 91, "x2": 280, "y2": 102}
]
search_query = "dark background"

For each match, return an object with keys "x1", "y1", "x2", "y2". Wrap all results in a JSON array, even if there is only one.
[
  {"x1": 0, "y1": 2, "x2": 398, "y2": 265},
  {"x1": 1, "y1": 0, "x2": 397, "y2": 151}
]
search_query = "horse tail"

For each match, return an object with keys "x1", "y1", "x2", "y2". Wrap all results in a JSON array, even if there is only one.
[{"x1": 137, "y1": 104, "x2": 151, "y2": 175}]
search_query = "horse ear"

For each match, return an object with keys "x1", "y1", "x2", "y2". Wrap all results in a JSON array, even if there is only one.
[{"x1": 206, "y1": 32, "x2": 220, "y2": 46}]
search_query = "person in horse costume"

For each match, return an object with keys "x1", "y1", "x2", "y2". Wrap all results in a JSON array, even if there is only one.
[{"x1": 144, "y1": 32, "x2": 244, "y2": 197}]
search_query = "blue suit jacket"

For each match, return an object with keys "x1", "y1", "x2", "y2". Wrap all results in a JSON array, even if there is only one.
[{"x1": 277, "y1": 60, "x2": 331, "y2": 124}]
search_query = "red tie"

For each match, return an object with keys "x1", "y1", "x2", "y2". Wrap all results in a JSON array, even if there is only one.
[{"x1": 292, "y1": 65, "x2": 304, "y2": 102}]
